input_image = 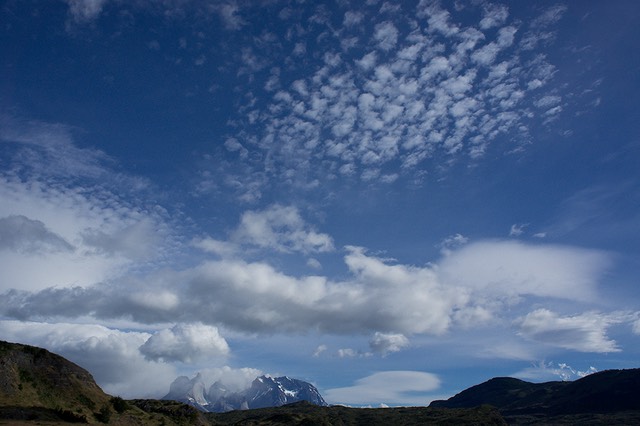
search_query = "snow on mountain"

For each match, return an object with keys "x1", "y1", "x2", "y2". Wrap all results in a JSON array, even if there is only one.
[
  {"x1": 163, "y1": 374, "x2": 327, "y2": 412},
  {"x1": 163, "y1": 372, "x2": 209, "y2": 411}
]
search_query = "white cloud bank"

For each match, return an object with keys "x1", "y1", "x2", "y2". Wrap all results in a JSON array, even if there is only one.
[
  {"x1": 1, "y1": 239, "x2": 625, "y2": 345},
  {"x1": 437, "y1": 241, "x2": 610, "y2": 303},
  {"x1": 516, "y1": 309, "x2": 629, "y2": 353},
  {"x1": 324, "y1": 371, "x2": 441, "y2": 406},
  {"x1": 139, "y1": 323, "x2": 230, "y2": 363}
]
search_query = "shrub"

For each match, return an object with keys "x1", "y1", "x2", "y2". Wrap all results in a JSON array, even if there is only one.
[
  {"x1": 95, "y1": 405, "x2": 112, "y2": 423},
  {"x1": 111, "y1": 396, "x2": 129, "y2": 413},
  {"x1": 55, "y1": 408, "x2": 88, "y2": 423}
]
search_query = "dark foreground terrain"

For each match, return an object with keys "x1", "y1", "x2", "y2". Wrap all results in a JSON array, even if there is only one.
[
  {"x1": 430, "y1": 368, "x2": 640, "y2": 425},
  {"x1": 1, "y1": 340, "x2": 639, "y2": 424},
  {"x1": 205, "y1": 401, "x2": 505, "y2": 425}
]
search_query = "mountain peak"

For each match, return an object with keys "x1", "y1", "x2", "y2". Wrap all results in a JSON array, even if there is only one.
[{"x1": 164, "y1": 373, "x2": 327, "y2": 412}]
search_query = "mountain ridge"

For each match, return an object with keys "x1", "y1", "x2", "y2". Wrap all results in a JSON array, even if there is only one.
[
  {"x1": 430, "y1": 368, "x2": 640, "y2": 423},
  {"x1": 163, "y1": 373, "x2": 328, "y2": 412}
]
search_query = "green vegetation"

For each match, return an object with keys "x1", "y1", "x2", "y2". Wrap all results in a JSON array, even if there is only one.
[
  {"x1": 94, "y1": 405, "x2": 112, "y2": 423},
  {"x1": 55, "y1": 407, "x2": 88, "y2": 423},
  {"x1": 110, "y1": 396, "x2": 129, "y2": 413}
]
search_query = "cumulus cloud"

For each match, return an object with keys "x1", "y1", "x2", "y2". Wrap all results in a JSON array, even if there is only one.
[
  {"x1": 139, "y1": 323, "x2": 230, "y2": 363},
  {"x1": 516, "y1": 309, "x2": 628, "y2": 353},
  {"x1": 369, "y1": 332, "x2": 410, "y2": 355},
  {"x1": 232, "y1": 204, "x2": 334, "y2": 254},
  {"x1": 0, "y1": 240, "x2": 618, "y2": 346},
  {"x1": 324, "y1": 371, "x2": 441, "y2": 405},
  {"x1": 194, "y1": 204, "x2": 335, "y2": 257}
]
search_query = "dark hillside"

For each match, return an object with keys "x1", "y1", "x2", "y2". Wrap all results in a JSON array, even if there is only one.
[
  {"x1": 548, "y1": 369, "x2": 640, "y2": 415},
  {"x1": 0, "y1": 340, "x2": 209, "y2": 424},
  {"x1": 206, "y1": 400, "x2": 507, "y2": 425},
  {"x1": 430, "y1": 369, "x2": 640, "y2": 425},
  {"x1": 0, "y1": 340, "x2": 111, "y2": 422}
]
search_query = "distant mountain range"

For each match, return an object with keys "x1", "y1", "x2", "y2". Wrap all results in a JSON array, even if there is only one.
[
  {"x1": 2, "y1": 339, "x2": 640, "y2": 425},
  {"x1": 430, "y1": 368, "x2": 640, "y2": 424},
  {"x1": 163, "y1": 373, "x2": 328, "y2": 412}
]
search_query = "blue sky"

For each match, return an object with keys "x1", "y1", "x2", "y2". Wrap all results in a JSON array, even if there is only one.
[{"x1": 1, "y1": 0, "x2": 639, "y2": 406}]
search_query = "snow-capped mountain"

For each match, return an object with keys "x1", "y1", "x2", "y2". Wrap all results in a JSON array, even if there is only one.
[
  {"x1": 163, "y1": 374, "x2": 328, "y2": 412},
  {"x1": 163, "y1": 372, "x2": 210, "y2": 411}
]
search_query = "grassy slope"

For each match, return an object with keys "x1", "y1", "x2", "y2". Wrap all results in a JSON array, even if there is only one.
[{"x1": 0, "y1": 340, "x2": 207, "y2": 425}]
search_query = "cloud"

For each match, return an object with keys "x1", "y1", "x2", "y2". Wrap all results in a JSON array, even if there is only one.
[
  {"x1": 369, "y1": 332, "x2": 410, "y2": 355},
  {"x1": 81, "y1": 218, "x2": 162, "y2": 260},
  {"x1": 1, "y1": 240, "x2": 617, "y2": 342},
  {"x1": 207, "y1": 1, "x2": 567, "y2": 197},
  {"x1": 215, "y1": 1, "x2": 246, "y2": 30},
  {"x1": 192, "y1": 237, "x2": 237, "y2": 257},
  {"x1": 140, "y1": 323, "x2": 230, "y2": 363},
  {"x1": 194, "y1": 204, "x2": 335, "y2": 257},
  {"x1": 0, "y1": 114, "x2": 109, "y2": 179},
  {"x1": 544, "y1": 183, "x2": 640, "y2": 242},
  {"x1": 516, "y1": 309, "x2": 629, "y2": 353},
  {"x1": 64, "y1": 0, "x2": 108, "y2": 23},
  {"x1": 0, "y1": 115, "x2": 175, "y2": 292},
  {"x1": 313, "y1": 344, "x2": 328, "y2": 357},
  {"x1": 232, "y1": 204, "x2": 334, "y2": 254},
  {"x1": 479, "y1": 3, "x2": 509, "y2": 30},
  {"x1": 509, "y1": 223, "x2": 528, "y2": 237},
  {"x1": 515, "y1": 361, "x2": 598, "y2": 382},
  {"x1": 0, "y1": 246, "x2": 457, "y2": 335},
  {"x1": 196, "y1": 366, "x2": 263, "y2": 393},
  {"x1": 0, "y1": 215, "x2": 74, "y2": 254},
  {"x1": 343, "y1": 10, "x2": 364, "y2": 27},
  {"x1": 632, "y1": 317, "x2": 640, "y2": 335},
  {"x1": 0, "y1": 174, "x2": 170, "y2": 292},
  {"x1": 337, "y1": 348, "x2": 363, "y2": 358},
  {"x1": 438, "y1": 233, "x2": 468, "y2": 255},
  {"x1": 324, "y1": 371, "x2": 440, "y2": 406},
  {"x1": 373, "y1": 21, "x2": 399, "y2": 51},
  {"x1": 437, "y1": 241, "x2": 611, "y2": 302}
]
